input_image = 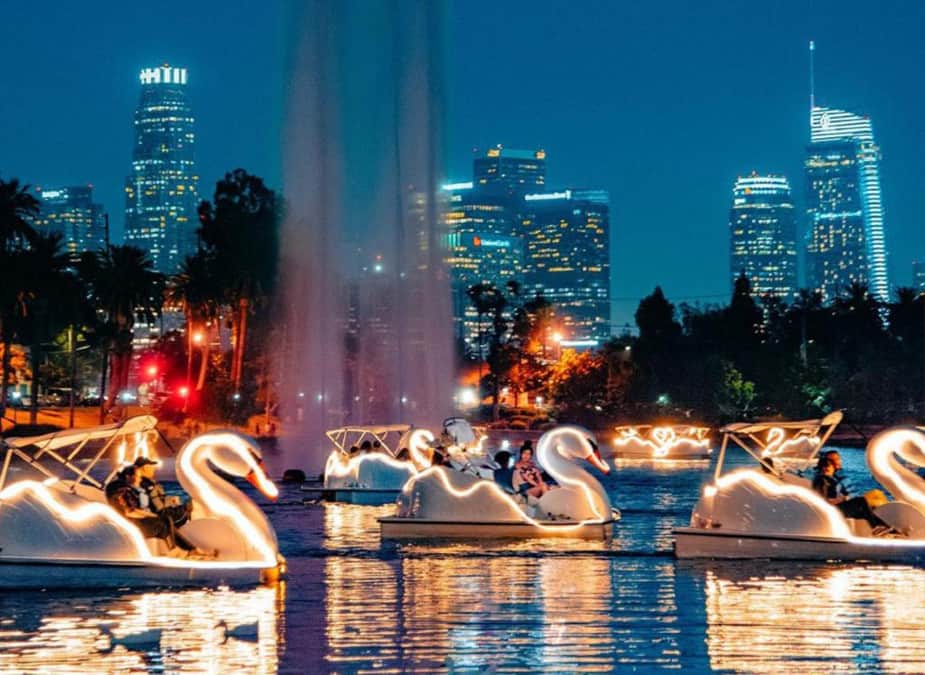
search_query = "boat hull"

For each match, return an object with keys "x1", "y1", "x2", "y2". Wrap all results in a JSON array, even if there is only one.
[
  {"x1": 674, "y1": 526, "x2": 925, "y2": 562},
  {"x1": 302, "y1": 486, "x2": 399, "y2": 506},
  {"x1": 0, "y1": 556, "x2": 278, "y2": 590},
  {"x1": 379, "y1": 517, "x2": 613, "y2": 540}
]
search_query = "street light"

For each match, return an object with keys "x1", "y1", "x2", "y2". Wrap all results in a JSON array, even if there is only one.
[{"x1": 192, "y1": 331, "x2": 204, "y2": 345}]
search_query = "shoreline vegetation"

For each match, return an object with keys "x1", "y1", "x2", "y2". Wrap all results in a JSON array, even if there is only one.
[{"x1": 2, "y1": 174, "x2": 922, "y2": 438}]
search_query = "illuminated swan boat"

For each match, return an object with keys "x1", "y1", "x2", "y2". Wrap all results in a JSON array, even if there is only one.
[
  {"x1": 610, "y1": 424, "x2": 712, "y2": 460},
  {"x1": 0, "y1": 416, "x2": 284, "y2": 588},
  {"x1": 675, "y1": 413, "x2": 925, "y2": 561},
  {"x1": 379, "y1": 425, "x2": 617, "y2": 539},
  {"x1": 305, "y1": 419, "x2": 490, "y2": 504},
  {"x1": 302, "y1": 425, "x2": 427, "y2": 505}
]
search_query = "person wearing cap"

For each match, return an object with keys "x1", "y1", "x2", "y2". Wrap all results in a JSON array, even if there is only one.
[{"x1": 134, "y1": 457, "x2": 193, "y2": 528}]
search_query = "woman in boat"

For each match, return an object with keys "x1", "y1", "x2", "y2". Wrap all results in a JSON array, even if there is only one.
[
  {"x1": 513, "y1": 445, "x2": 549, "y2": 499},
  {"x1": 813, "y1": 455, "x2": 890, "y2": 533}
]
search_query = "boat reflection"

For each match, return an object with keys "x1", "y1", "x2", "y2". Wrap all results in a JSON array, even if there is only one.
[
  {"x1": 703, "y1": 563, "x2": 925, "y2": 673},
  {"x1": 322, "y1": 501, "x2": 392, "y2": 550},
  {"x1": 0, "y1": 584, "x2": 284, "y2": 673},
  {"x1": 323, "y1": 551, "x2": 620, "y2": 671}
]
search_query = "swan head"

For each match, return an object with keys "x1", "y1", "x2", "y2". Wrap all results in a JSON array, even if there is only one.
[
  {"x1": 193, "y1": 431, "x2": 279, "y2": 501},
  {"x1": 543, "y1": 427, "x2": 610, "y2": 474}
]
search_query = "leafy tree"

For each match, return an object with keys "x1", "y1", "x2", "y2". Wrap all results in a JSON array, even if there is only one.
[
  {"x1": 0, "y1": 177, "x2": 39, "y2": 419},
  {"x1": 78, "y1": 245, "x2": 164, "y2": 415},
  {"x1": 197, "y1": 170, "x2": 280, "y2": 391}
]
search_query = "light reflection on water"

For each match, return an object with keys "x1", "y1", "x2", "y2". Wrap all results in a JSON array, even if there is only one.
[
  {"x1": 0, "y1": 584, "x2": 283, "y2": 673},
  {"x1": 6, "y1": 446, "x2": 925, "y2": 672}
]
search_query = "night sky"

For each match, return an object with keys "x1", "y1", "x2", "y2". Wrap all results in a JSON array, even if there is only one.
[{"x1": 1, "y1": 1, "x2": 923, "y2": 328}]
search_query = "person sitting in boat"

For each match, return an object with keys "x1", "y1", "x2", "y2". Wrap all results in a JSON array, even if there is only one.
[
  {"x1": 106, "y1": 465, "x2": 198, "y2": 555},
  {"x1": 492, "y1": 450, "x2": 515, "y2": 492},
  {"x1": 134, "y1": 456, "x2": 192, "y2": 528},
  {"x1": 360, "y1": 441, "x2": 374, "y2": 454},
  {"x1": 431, "y1": 445, "x2": 448, "y2": 466},
  {"x1": 395, "y1": 447, "x2": 411, "y2": 462},
  {"x1": 813, "y1": 455, "x2": 890, "y2": 533},
  {"x1": 513, "y1": 445, "x2": 549, "y2": 499}
]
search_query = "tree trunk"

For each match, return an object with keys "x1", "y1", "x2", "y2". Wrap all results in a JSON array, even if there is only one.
[
  {"x1": 0, "y1": 336, "x2": 11, "y2": 425},
  {"x1": 196, "y1": 331, "x2": 210, "y2": 391},
  {"x1": 29, "y1": 337, "x2": 40, "y2": 425},
  {"x1": 68, "y1": 325, "x2": 77, "y2": 429},
  {"x1": 98, "y1": 343, "x2": 108, "y2": 424},
  {"x1": 233, "y1": 298, "x2": 249, "y2": 390}
]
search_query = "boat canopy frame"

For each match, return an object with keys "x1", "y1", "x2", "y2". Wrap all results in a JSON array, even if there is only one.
[
  {"x1": 613, "y1": 424, "x2": 711, "y2": 440},
  {"x1": 324, "y1": 425, "x2": 413, "y2": 458},
  {"x1": 712, "y1": 411, "x2": 843, "y2": 482},
  {"x1": 0, "y1": 415, "x2": 163, "y2": 494}
]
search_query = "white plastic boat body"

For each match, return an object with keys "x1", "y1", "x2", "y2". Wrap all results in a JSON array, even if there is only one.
[
  {"x1": 379, "y1": 516, "x2": 614, "y2": 540},
  {"x1": 674, "y1": 526, "x2": 925, "y2": 562},
  {"x1": 0, "y1": 556, "x2": 274, "y2": 590}
]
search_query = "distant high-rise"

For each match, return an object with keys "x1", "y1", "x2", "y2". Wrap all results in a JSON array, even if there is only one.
[
  {"x1": 521, "y1": 189, "x2": 611, "y2": 345},
  {"x1": 442, "y1": 182, "x2": 523, "y2": 351},
  {"x1": 914, "y1": 260, "x2": 925, "y2": 291},
  {"x1": 728, "y1": 173, "x2": 797, "y2": 300},
  {"x1": 124, "y1": 65, "x2": 199, "y2": 274},
  {"x1": 34, "y1": 186, "x2": 105, "y2": 258},
  {"x1": 473, "y1": 146, "x2": 546, "y2": 194},
  {"x1": 806, "y1": 105, "x2": 889, "y2": 303}
]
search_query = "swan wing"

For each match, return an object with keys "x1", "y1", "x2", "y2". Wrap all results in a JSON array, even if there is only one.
[{"x1": 0, "y1": 482, "x2": 148, "y2": 560}]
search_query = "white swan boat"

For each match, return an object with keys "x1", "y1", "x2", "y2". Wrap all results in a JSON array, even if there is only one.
[
  {"x1": 610, "y1": 424, "x2": 712, "y2": 460},
  {"x1": 674, "y1": 413, "x2": 925, "y2": 561},
  {"x1": 302, "y1": 424, "x2": 426, "y2": 505},
  {"x1": 0, "y1": 416, "x2": 284, "y2": 589},
  {"x1": 304, "y1": 418, "x2": 490, "y2": 505},
  {"x1": 379, "y1": 425, "x2": 617, "y2": 540}
]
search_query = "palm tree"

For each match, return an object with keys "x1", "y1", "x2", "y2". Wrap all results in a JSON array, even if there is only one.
[
  {"x1": 0, "y1": 178, "x2": 38, "y2": 254},
  {"x1": 0, "y1": 177, "x2": 39, "y2": 420},
  {"x1": 16, "y1": 232, "x2": 79, "y2": 424},
  {"x1": 78, "y1": 245, "x2": 164, "y2": 416},
  {"x1": 167, "y1": 250, "x2": 222, "y2": 392},
  {"x1": 197, "y1": 170, "x2": 279, "y2": 391}
]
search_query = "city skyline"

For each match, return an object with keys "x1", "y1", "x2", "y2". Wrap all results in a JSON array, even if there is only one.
[{"x1": 1, "y1": 2, "x2": 923, "y2": 326}]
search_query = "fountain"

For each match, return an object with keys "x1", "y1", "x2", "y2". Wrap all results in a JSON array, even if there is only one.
[{"x1": 277, "y1": 0, "x2": 453, "y2": 473}]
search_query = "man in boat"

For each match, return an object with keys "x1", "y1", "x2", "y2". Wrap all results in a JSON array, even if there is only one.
[
  {"x1": 134, "y1": 457, "x2": 193, "y2": 528},
  {"x1": 813, "y1": 455, "x2": 890, "y2": 533},
  {"x1": 106, "y1": 465, "x2": 198, "y2": 556}
]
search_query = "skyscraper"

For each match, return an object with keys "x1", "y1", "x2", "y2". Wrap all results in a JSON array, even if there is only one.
[
  {"x1": 728, "y1": 173, "x2": 797, "y2": 300},
  {"x1": 34, "y1": 185, "x2": 106, "y2": 258},
  {"x1": 473, "y1": 146, "x2": 546, "y2": 194},
  {"x1": 442, "y1": 182, "x2": 523, "y2": 352},
  {"x1": 521, "y1": 189, "x2": 611, "y2": 344},
  {"x1": 124, "y1": 65, "x2": 199, "y2": 274},
  {"x1": 806, "y1": 105, "x2": 889, "y2": 303}
]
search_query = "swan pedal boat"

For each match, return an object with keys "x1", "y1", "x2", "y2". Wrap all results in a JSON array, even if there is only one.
[
  {"x1": 379, "y1": 425, "x2": 617, "y2": 540},
  {"x1": 305, "y1": 419, "x2": 491, "y2": 505},
  {"x1": 610, "y1": 424, "x2": 712, "y2": 460},
  {"x1": 0, "y1": 416, "x2": 284, "y2": 589},
  {"x1": 303, "y1": 424, "x2": 424, "y2": 505},
  {"x1": 675, "y1": 414, "x2": 925, "y2": 562}
]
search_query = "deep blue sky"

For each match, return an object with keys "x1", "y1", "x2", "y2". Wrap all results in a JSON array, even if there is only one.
[{"x1": 1, "y1": 1, "x2": 923, "y2": 328}]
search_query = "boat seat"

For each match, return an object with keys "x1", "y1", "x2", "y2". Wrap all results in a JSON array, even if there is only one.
[
  {"x1": 146, "y1": 538, "x2": 170, "y2": 556},
  {"x1": 848, "y1": 518, "x2": 872, "y2": 537}
]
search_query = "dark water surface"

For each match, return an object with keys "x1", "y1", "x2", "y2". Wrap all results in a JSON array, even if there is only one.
[{"x1": 2, "y1": 447, "x2": 925, "y2": 673}]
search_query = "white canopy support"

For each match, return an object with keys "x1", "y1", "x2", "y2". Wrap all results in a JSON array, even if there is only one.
[
  {"x1": 0, "y1": 415, "x2": 160, "y2": 493},
  {"x1": 324, "y1": 425, "x2": 412, "y2": 456},
  {"x1": 714, "y1": 411, "x2": 843, "y2": 480}
]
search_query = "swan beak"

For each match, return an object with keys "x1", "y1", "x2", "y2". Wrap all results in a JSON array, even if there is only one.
[
  {"x1": 587, "y1": 451, "x2": 611, "y2": 474},
  {"x1": 246, "y1": 462, "x2": 279, "y2": 501}
]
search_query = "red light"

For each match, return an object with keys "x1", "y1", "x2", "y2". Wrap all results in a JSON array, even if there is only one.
[
  {"x1": 178, "y1": 386, "x2": 190, "y2": 398},
  {"x1": 146, "y1": 365, "x2": 158, "y2": 378}
]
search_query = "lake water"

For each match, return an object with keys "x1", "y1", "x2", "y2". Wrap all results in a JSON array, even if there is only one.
[{"x1": 2, "y1": 446, "x2": 925, "y2": 673}]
